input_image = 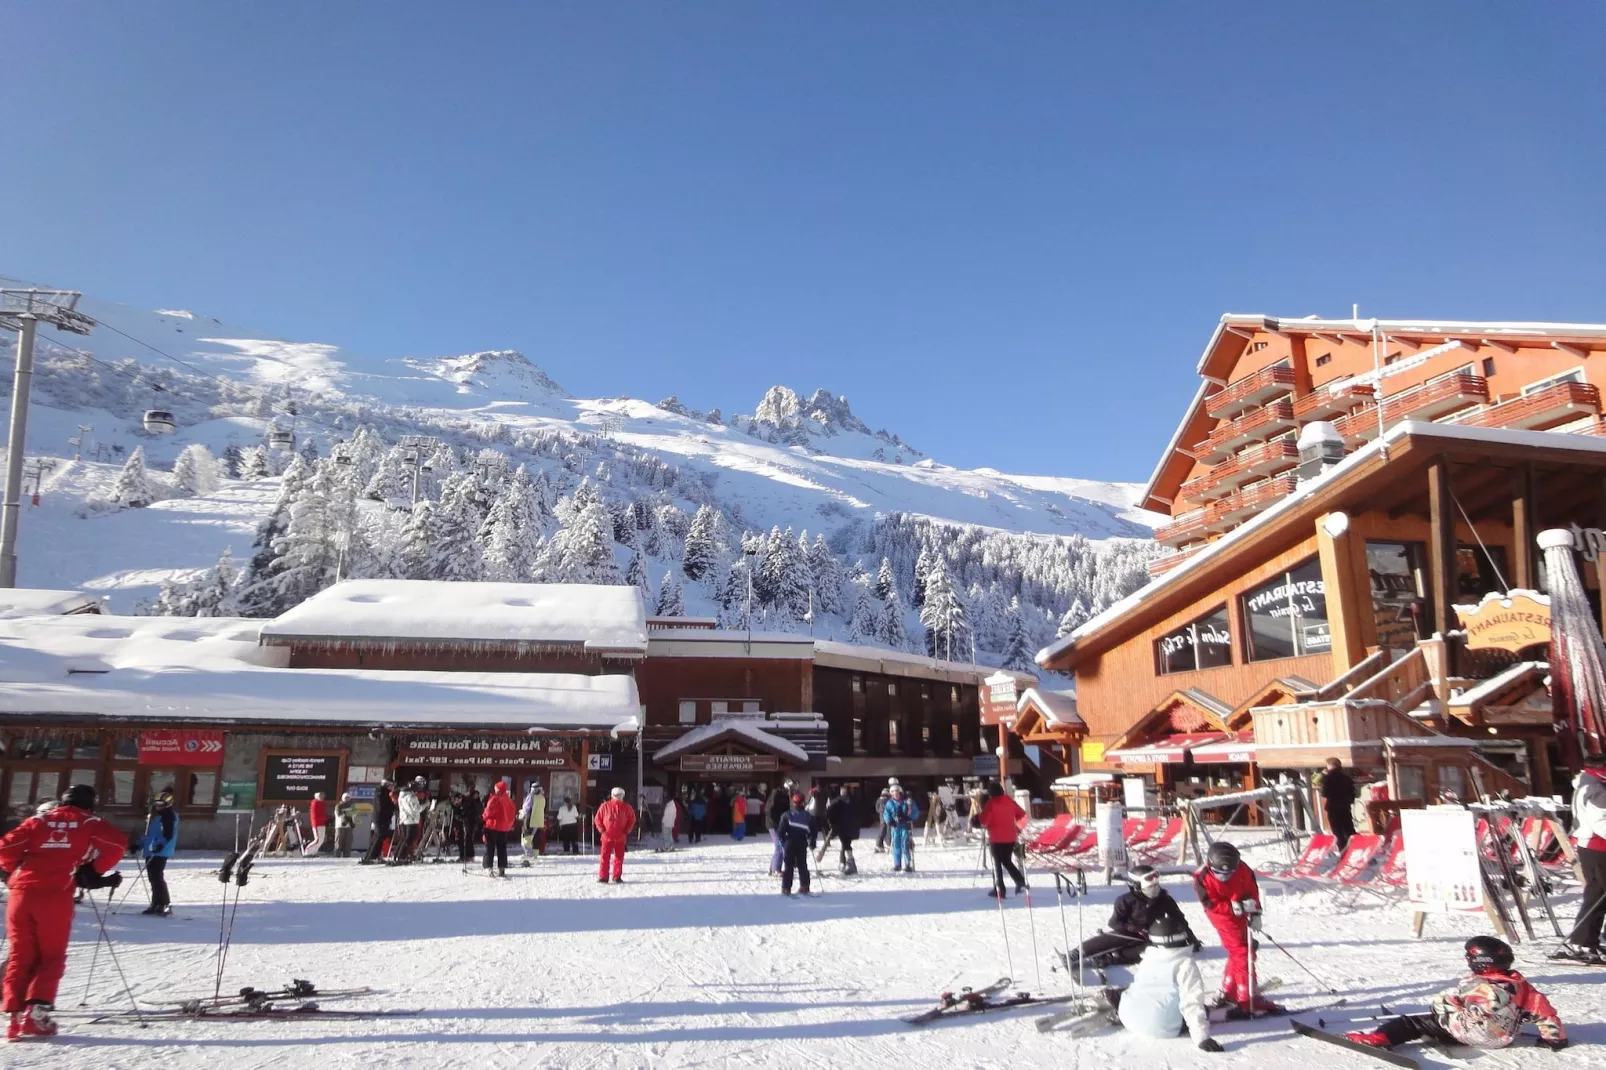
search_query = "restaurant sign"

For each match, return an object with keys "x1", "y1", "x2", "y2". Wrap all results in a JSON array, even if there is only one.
[
  {"x1": 398, "y1": 735, "x2": 576, "y2": 769},
  {"x1": 1453, "y1": 590, "x2": 1551, "y2": 654},
  {"x1": 679, "y1": 754, "x2": 779, "y2": 774},
  {"x1": 980, "y1": 673, "x2": 1019, "y2": 727}
]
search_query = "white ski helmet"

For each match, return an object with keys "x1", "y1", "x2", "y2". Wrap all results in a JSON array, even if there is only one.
[{"x1": 611, "y1": 787, "x2": 626, "y2": 799}]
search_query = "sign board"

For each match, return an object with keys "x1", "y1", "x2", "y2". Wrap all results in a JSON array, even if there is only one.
[
  {"x1": 138, "y1": 729, "x2": 224, "y2": 767},
  {"x1": 1453, "y1": 590, "x2": 1551, "y2": 654},
  {"x1": 347, "y1": 784, "x2": 377, "y2": 801},
  {"x1": 1080, "y1": 741, "x2": 1106, "y2": 764},
  {"x1": 1095, "y1": 799, "x2": 1127, "y2": 874},
  {"x1": 1122, "y1": 776, "x2": 1151, "y2": 812},
  {"x1": 218, "y1": 780, "x2": 256, "y2": 811},
  {"x1": 347, "y1": 765, "x2": 387, "y2": 785},
  {"x1": 259, "y1": 750, "x2": 345, "y2": 805},
  {"x1": 980, "y1": 673, "x2": 1019, "y2": 727},
  {"x1": 588, "y1": 754, "x2": 613, "y2": 772},
  {"x1": 680, "y1": 754, "x2": 778, "y2": 774},
  {"x1": 398, "y1": 735, "x2": 575, "y2": 769},
  {"x1": 1301, "y1": 620, "x2": 1332, "y2": 653},
  {"x1": 972, "y1": 754, "x2": 1000, "y2": 778},
  {"x1": 1402, "y1": 808, "x2": 1484, "y2": 914}
]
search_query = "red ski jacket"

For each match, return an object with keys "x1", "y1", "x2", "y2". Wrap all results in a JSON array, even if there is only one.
[
  {"x1": 594, "y1": 798, "x2": 636, "y2": 839},
  {"x1": 0, "y1": 805, "x2": 127, "y2": 895},
  {"x1": 1192, "y1": 861, "x2": 1260, "y2": 921},
  {"x1": 482, "y1": 784, "x2": 516, "y2": 833},
  {"x1": 309, "y1": 798, "x2": 329, "y2": 827},
  {"x1": 978, "y1": 795, "x2": 1028, "y2": 845}
]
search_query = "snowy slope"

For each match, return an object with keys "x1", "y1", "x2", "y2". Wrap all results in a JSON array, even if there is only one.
[{"x1": 0, "y1": 277, "x2": 1158, "y2": 615}]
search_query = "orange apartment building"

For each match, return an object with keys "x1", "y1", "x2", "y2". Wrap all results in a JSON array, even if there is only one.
[{"x1": 1038, "y1": 314, "x2": 1606, "y2": 813}]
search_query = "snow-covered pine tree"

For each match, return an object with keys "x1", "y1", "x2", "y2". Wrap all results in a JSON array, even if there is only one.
[
  {"x1": 228, "y1": 455, "x2": 311, "y2": 616},
  {"x1": 480, "y1": 469, "x2": 540, "y2": 581},
  {"x1": 1000, "y1": 596, "x2": 1034, "y2": 671},
  {"x1": 808, "y1": 533, "x2": 843, "y2": 615},
  {"x1": 399, "y1": 499, "x2": 438, "y2": 580},
  {"x1": 912, "y1": 546, "x2": 932, "y2": 608},
  {"x1": 918, "y1": 558, "x2": 967, "y2": 660},
  {"x1": 298, "y1": 438, "x2": 319, "y2": 465},
  {"x1": 776, "y1": 529, "x2": 814, "y2": 624},
  {"x1": 874, "y1": 557, "x2": 895, "y2": 600},
  {"x1": 108, "y1": 446, "x2": 155, "y2": 509},
  {"x1": 625, "y1": 548, "x2": 649, "y2": 595},
  {"x1": 880, "y1": 585, "x2": 909, "y2": 650},
  {"x1": 343, "y1": 425, "x2": 387, "y2": 486},
  {"x1": 265, "y1": 466, "x2": 342, "y2": 611},
  {"x1": 1057, "y1": 597, "x2": 1090, "y2": 638},
  {"x1": 239, "y1": 445, "x2": 270, "y2": 480},
  {"x1": 364, "y1": 445, "x2": 411, "y2": 502},
  {"x1": 717, "y1": 556, "x2": 751, "y2": 611},
  {"x1": 655, "y1": 571, "x2": 685, "y2": 616},
  {"x1": 146, "y1": 576, "x2": 196, "y2": 616},
  {"x1": 189, "y1": 549, "x2": 238, "y2": 616},
  {"x1": 221, "y1": 444, "x2": 243, "y2": 479},
  {"x1": 171, "y1": 443, "x2": 220, "y2": 498},
  {"x1": 682, "y1": 504, "x2": 720, "y2": 582},
  {"x1": 432, "y1": 474, "x2": 486, "y2": 582},
  {"x1": 847, "y1": 580, "x2": 878, "y2": 644}
]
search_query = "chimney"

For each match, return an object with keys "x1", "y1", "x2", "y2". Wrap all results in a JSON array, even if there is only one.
[{"x1": 1295, "y1": 421, "x2": 1345, "y2": 482}]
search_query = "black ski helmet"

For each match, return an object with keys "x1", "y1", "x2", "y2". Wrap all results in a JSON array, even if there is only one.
[
  {"x1": 986, "y1": 781, "x2": 1005, "y2": 798},
  {"x1": 1127, "y1": 864, "x2": 1162, "y2": 898},
  {"x1": 1206, "y1": 841, "x2": 1240, "y2": 872},
  {"x1": 1465, "y1": 935, "x2": 1514, "y2": 972},
  {"x1": 1147, "y1": 915, "x2": 1192, "y2": 948},
  {"x1": 61, "y1": 783, "x2": 97, "y2": 812}
]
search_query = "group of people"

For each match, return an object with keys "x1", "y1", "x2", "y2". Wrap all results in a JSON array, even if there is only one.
[{"x1": 358, "y1": 777, "x2": 584, "y2": 871}]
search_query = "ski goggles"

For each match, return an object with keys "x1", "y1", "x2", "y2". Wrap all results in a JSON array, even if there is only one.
[{"x1": 1208, "y1": 866, "x2": 1234, "y2": 881}]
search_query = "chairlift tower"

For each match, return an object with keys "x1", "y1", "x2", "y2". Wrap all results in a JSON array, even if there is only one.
[{"x1": 0, "y1": 289, "x2": 94, "y2": 587}]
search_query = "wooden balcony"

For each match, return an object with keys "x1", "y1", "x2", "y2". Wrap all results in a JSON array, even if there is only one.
[
  {"x1": 1206, "y1": 365, "x2": 1297, "y2": 419},
  {"x1": 1454, "y1": 380, "x2": 1601, "y2": 433},
  {"x1": 1198, "y1": 400, "x2": 1296, "y2": 463},
  {"x1": 1378, "y1": 373, "x2": 1489, "y2": 425},
  {"x1": 1147, "y1": 545, "x2": 1203, "y2": 577},
  {"x1": 1332, "y1": 404, "x2": 1381, "y2": 443},
  {"x1": 1178, "y1": 440, "x2": 1300, "y2": 505},
  {"x1": 1214, "y1": 472, "x2": 1299, "y2": 524},
  {"x1": 1293, "y1": 381, "x2": 1375, "y2": 422},
  {"x1": 1153, "y1": 503, "x2": 1234, "y2": 549}
]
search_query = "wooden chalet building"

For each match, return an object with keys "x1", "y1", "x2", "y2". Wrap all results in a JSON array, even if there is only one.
[{"x1": 1040, "y1": 314, "x2": 1606, "y2": 818}]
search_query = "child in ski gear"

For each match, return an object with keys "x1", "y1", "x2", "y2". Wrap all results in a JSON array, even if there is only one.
[
  {"x1": 556, "y1": 796, "x2": 580, "y2": 854},
  {"x1": 304, "y1": 792, "x2": 330, "y2": 856},
  {"x1": 1105, "y1": 915, "x2": 1221, "y2": 1052},
  {"x1": 978, "y1": 781, "x2": 1028, "y2": 898},
  {"x1": 0, "y1": 784, "x2": 127, "y2": 1041},
  {"x1": 362, "y1": 780, "x2": 396, "y2": 865},
  {"x1": 1564, "y1": 753, "x2": 1606, "y2": 961},
  {"x1": 777, "y1": 794, "x2": 813, "y2": 895},
  {"x1": 1346, "y1": 936, "x2": 1567, "y2": 1051},
  {"x1": 731, "y1": 790, "x2": 748, "y2": 841},
  {"x1": 333, "y1": 793, "x2": 357, "y2": 857},
  {"x1": 883, "y1": 786, "x2": 920, "y2": 872},
  {"x1": 824, "y1": 787, "x2": 860, "y2": 874},
  {"x1": 595, "y1": 787, "x2": 636, "y2": 883},
  {"x1": 1069, "y1": 865, "x2": 1199, "y2": 972},
  {"x1": 140, "y1": 791, "x2": 178, "y2": 915},
  {"x1": 1193, "y1": 841, "x2": 1279, "y2": 1015}
]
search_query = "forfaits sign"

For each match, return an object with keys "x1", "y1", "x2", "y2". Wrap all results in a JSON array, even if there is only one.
[
  {"x1": 679, "y1": 754, "x2": 778, "y2": 774},
  {"x1": 1453, "y1": 590, "x2": 1551, "y2": 654},
  {"x1": 398, "y1": 735, "x2": 578, "y2": 769}
]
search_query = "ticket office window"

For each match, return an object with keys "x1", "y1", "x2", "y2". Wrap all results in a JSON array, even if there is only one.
[{"x1": 2, "y1": 732, "x2": 147, "y2": 819}]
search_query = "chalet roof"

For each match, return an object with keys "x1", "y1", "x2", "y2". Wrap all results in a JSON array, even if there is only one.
[
  {"x1": 1016, "y1": 687, "x2": 1084, "y2": 728},
  {"x1": 0, "y1": 614, "x2": 639, "y2": 727},
  {"x1": 1448, "y1": 661, "x2": 1547, "y2": 711},
  {"x1": 652, "y1": 719, "x2": 810, "y2": 765},
  {"x1": 260, "y1": 580, "x2": 648, "y2": 654},
  {"x1": 815, "y1": 640, "x2": 1034, "y2": 686},
  {"x1": 0, "y1": 588, "x2": 102, "y2": 618}
]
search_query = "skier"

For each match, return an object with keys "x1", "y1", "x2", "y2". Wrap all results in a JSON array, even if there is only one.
[
  {"x1": 1096, "y1": 915, "x2": 1223, "y2": 1053},
  {"x1": 766, "y1": 780, "x2": 794, "y2": 875},
  {"x1": 388, "y1": 776, "x2": 428, "y2": 864},
  {"x1": 362, "y1": 779, "x2": 396, "y2": 865},
  {"x1": 519, "y1": 782, "x2": 546, "y2": 865},
  {"x1": 805, "y1": 787, "x2": 825, "y2": 850},
  {"x1": 333, "y1": 793, "x2": 358, "y2": 857},
  {"x1": 1193, "y1": 841, "x2": 1281, "y2": 1016},
  {"x1": 824, "y1": 786, "x2": 860, "y2": 874},
  {"x1": 0, "y1": 784, "x2": 127, "y2": 1041},
  {"x1": 1319, "y1": 758, "x2": 1357, "y2": 851},
  {"x1": 883, "y1": 785, "x2": 920, "y2": 873},
  {"x1": 731, "y1": 788, "x2": 748, "y2": 841},
  {"x1": 594, "y1": 787, "x2": 637, "y2": 884},
  {"x1": 462, "y1": 787, "x2": 484, "y2": 862},
  {"x1": 978, "y1": 781, "x2": 1028, "y2": 899},
  {"x1": 777, "y1": 793, "x2": 813, "y2": 896},
  {"x1": 687, "y1": 792, "x2": 707, "y2": 844},
  {"x1": 140, "y1": 789, "x2": 178, "y2": 916},
  {"x1": 555, "y1": 795, "x2": 580, "y2": 855},
  {"x1": 1557, "y1": 752, "x2": 1606, "y2": 963},
  {"x1": 480, "y1": 781, "x2": 515, "y2": 877},
  {"x1": 874, "y1": 783, "x2": 894, "y2": 852},
  {"x1": 1066, "y1": 865, "x2": 1199, "y2": 973},
  {"x1": 1345, "y1": 937, "x2": 1567, "y2": 1052},
  {"x1": 662, "y1": 795, "x2": 679, "y2": 847},
  {"x1": 304, "y1": 792, "x2": 329, "y2": 856}
]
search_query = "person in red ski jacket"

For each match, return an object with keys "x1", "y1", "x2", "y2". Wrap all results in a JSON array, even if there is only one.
[
  {"x1": 1192, "y1": 841, "x2": 1280, "y2": 1015},
  {"x1": 0, "y1": 783, "x2": 127, "y2": 1041},
  {"x1": 304, "y1": 793, "x2": 330, "y2": 856},
  {"x1": 978, "y1": 781, "x2": 1028, "y2": 899},
  {"x1": 480, "y1": 781, "x2": 516, "y2": 877},
  {"x1": 594, "y1": 787, "x2": 637, "y2": 884}
]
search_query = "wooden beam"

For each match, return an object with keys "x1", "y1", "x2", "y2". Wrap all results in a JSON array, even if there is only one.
[
  {"x1": 1553, "y1": 341, "x2": 1590, "y2": 359},
  {"x1": 1427, "y1": 460, "x2": 1457, "y2": 636},
  {"x1": 1481, "y1": 338, "x2": 1518, "y2": 354},
  {"x1": 1316, "y1": 512, "x2": 1368, "y2": 674},
  {"x1": 1512, "y1": 464, "x2": 1535, "y2": 590}
]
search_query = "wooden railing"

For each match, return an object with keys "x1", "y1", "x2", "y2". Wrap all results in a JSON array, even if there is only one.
[
  {"x1": 1206, "y1": 365, "x2": 1297, "y2": 419},
  {"x1": 1312, "y1": 648, "x2": 1393, "y2": 701},
  {"x1": 1347, "y1": 646, "x2": 1431, "y2": 707}
]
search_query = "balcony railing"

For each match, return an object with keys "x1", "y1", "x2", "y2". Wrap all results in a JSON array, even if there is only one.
[
  {"x1": 1215, "y1": 473, "x2": 1299, "y2": 524},
  {"x1": 1147, "y1": 545, "x2": 1204, "y2": 577},
  {"x1": 1293, "y1": 381, "x2": 1375, "y2": 423},
  {"x1": 1206, "y1": 365, "x2": 1297, "y2": 419},
  {"x1": 1178, "y1": 439, "x2": 1299, "y2": 505},
  {"x1": 1154, "y1": 507, "x2": 1217, "y2": 549},
  {"x1": 1378, "y1": 373, "x2": 1489, "y2": 425},
  {"x1": 1454, "y1": 381, "x2": 1601, "y2": 433},
  {"x1": 1198, "y1": 400, "x2": 1296, "y2": 463}
]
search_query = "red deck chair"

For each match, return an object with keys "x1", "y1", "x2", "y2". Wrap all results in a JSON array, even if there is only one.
[
  {"x1": 1262, "y1": 833, "x2": 1336, "y2": 880},
  {"x1": 1328, "y1": 834, "x2": 1384, "y2": 884},
  {"x1": 1377, "y1": 835, "x2": 1407, "y2": 887},
  {"x1": 1047, "y1": 828, "x2": 1097, "y2": 866},
  {"x1": 1124, "y1": 817, "x2": 1162, "y2": 849},
  {"x1": 1130, "y1": 817, "x2": 1184, "y2": 862},
  {"x1": 1023, "y1": 814, "x2": 1074, "y2": 855},
  {"x1": 1027, "y1": 821, "x2": 1083, "y2": 861}
]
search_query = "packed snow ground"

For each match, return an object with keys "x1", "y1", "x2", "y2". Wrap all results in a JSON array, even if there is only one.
[{"x1": 26, "y1": 833, "x2": 1604, "y2": 1068}]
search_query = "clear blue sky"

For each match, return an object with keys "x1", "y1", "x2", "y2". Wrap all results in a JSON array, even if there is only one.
[{"x1": 4, "y1": 5, "x2": 1604, "y2": 482}]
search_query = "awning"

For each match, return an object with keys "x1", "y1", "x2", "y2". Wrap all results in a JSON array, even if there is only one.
[
  {"x1": 1189, "y1": 737, "x2": 1257, "y2": 763},
  {"x1": 1106, "y1": 732, "x2": 1229, "y2": 766}
]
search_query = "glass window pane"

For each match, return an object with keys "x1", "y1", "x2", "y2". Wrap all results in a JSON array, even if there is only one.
[
  {"x1": 8, "y1": 773, "x2": 32, "y2": 810},
  {"x1": 1242, "y1": 559, "x2": 1329, "y2": 662},
  {"x1": 1437, "y1": 765, "x2": 1466, "y2": 804},
  {"x1": 190, "y1": 771, "x2": 218, "y2": 807},
  {"x1": 68, "y1": 769, "x2": 98, "y2": 795},
  {"x1": 888, "y1": 720, "x2": 900, "y2": 747},
  {"x1": 710, "y1": 700, "x2": 728, "y2": 717},
  {"x1": 72, "y1": 738, "x2": 102, "y2": 760},
  {"x1": 741, "y1": 701, "x2": 761, "y2": 713},
  {"x1": 678, "y1": 701, "x2": 696, "y2": 724},
  {"x1": 1456, "y1": 544, "x2": 1509, "y2": 600},
  {"x1": 1367, "y1": 541, "x2": 1425, "y2": 649},
  {"x1": 34, "y1": 770, "x2": 61, "y2": 803},
  {"x1": 146, "y1": 770, "x2": 177, "y2": 807},
  {"x1": 1396, "y1": 765, "x2": 1426, "y2": 802},
  {"x1": 111, "y1": 769, "x2": 135, "y2": 806},
  {"x1": 1155, "y1": 606, "x2": 1231, "y2": 674},
  {"x1": 114, "y1": 737, "x2": 139, "y2": 760}
]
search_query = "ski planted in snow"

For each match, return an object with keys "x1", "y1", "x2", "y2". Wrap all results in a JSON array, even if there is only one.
[{"x1": 1291, "y1": 1019, "x2": 1420, "y2": 1069}]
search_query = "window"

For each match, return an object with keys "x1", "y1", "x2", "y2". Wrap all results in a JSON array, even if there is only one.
[
  {"x1": 951, "y1": 723, "x2": 960, "y2": 745},
  {"x1": 190, "y1": 771, "x2": 218, "y2": 808},
  {"x1": 114, "y1": 737, "x2": 138, "y2": 760},
  {"x1": 678, "y1": 700, "x2": 697, "y2": 725},
  {"x1": 1367, "y1": 541, "x2": 1426, "y2": 649},
  {"x1": 851, "y1": 676, "x2": 862, "y2": 694},
  {"x1": 111, "y1": 769, "x2": 135, "y2": 806},
  {"x1": 1154, "y1": 607, "x2": 1232, "y2": 674},
  {"x1": 922, "y1": 723, "x2": 931, "y2": 745},
  {"x1": 951, "y1": 686, "x2": 959, "y2": 704},
  {"x1": 852, "y1": 718, "x2": 865, "y2": 754},
  {"x1": 888, "y1": 682, "x2": 897, "y2": 697},
  {"x1": 710, "y1": 701, "x2": 728, "y2": 718},
  {"x1": 1396, "y1": 765, "x2": 1426, "y2": 802},
  {"x1": 1456, "y1": 543, "x2": 1509, "y2": 600},
  {"x1": 741, "y1": 700, "x2": 761, "y2": 713},
  {"x1": 1384, "y1": 353, "x2": 1400, "y2": 366},
  {"x1": 1315, "y1": 353, "x2": 1332, "y2": 368},
  {"x1": 1481, "y1": 357, "x2": 1497, "y2": 377},
  {"x1": 1241, "y1": 558, "x2": 1330, "y2": 661},
  {"x1": 1522, "y1": 367, "x2": 1585, "y2": 395},
  {"x1": 888, "y1": 720, "x2": 900, "y2": 748},
  {"x1": 72, "y1": 739, "x2": 101, "y2": 760},
  {"x1": 1437, "y1": 764, "x2": 1467, "y2": 803}
]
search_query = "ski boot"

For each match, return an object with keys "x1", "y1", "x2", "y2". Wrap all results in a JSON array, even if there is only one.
[
  {"x1": 11, "y1": 1004, "x2": 57, "y2": 1040},
  {"x1": 1548, "y1": 944, "x2": 1604, "y2": 965}
]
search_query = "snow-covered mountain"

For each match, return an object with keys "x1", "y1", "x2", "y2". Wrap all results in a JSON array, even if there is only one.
[{"x1": 1, "y1": 277, "x2": 1160, "y2": 665}]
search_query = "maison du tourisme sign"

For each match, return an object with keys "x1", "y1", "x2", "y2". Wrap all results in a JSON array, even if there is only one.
[
  {"x1": 1453, "y1": 590, "x2": 1551, "y2": 654},
  {"x1": 398, "y1": 736, "x2": 576, "y2": 768}
]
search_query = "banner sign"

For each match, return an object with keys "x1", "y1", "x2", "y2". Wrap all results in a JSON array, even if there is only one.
[
  {"x1": 1096, "y1": 799, "x2": 1127, "y2": 874},
  {"x1": 588, "y1": 754, "x2": 613, "y2": 771},
  {"x1": 1402, "y1": 808, "x2": 1484, "y2": 913},
  {"x1": 679, "y1": 754, "x2": 778, "y2": 774},
  {"x1": 980, "y1": 673, "x2": 1019, "y2": 727},
  {"x1": 260, "y1": 750, "x2": 345, "y2": 804},
  {"x1": 971, "y1": 755, "x2": 1000, "y2": 777},
  {"x1": 138, "y1": 729, "x2": 224, "y2": 767},
  {"x1": 1080, "y1": 741, "x2": 1106, "y2": 764},
  {"x1": 1453, "y1": 590, "x2": 1551, "y2": 654},
  {"x1": 219, "y1": 780, "x2": 256, "y2": 811},
  {"x1": 398, "y1": 735, "x2": 576, "y2": 768}
]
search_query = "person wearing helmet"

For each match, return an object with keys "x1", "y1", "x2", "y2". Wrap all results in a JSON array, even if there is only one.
[
  {"x1": 0, "y1": 784, "x2": 127, "y2": 1041},
  {"x1": 1097, "y1": 915, "x2": 1222, "y2": 1053},
  {"x1": 1346, "y1": 937, "x2": 1566, "y2": 1052},
  {"x1": 594, "y1": 787, "x2": 636, "y2": 884},
  {"x1": 823, "y1": 787, "x2": 861, "y2": 875},
  {"x1": 882, "y1": 785, "x2": 921, "y2": 873},
  {"x1": 1066, "y1": 865, "x2": 1200, "y2": 974},
  {"x1": 776, "y1": 792, "x2": 813, "y2": 896},
  {"x1": 388, "y1": 776, "x2": 430, "y2": 864},
  {"x1": 1192, "y1": 841, "x2": 1280, "y2": 1016},
  {"x1": 361, "y1": 779, "x2": 397, "y2": 865},
  {"x1": 140, "y1": 790, "x2": 179, "y2": 916}
]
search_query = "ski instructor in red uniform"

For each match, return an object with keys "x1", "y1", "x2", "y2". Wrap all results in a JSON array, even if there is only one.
[{"x1": 0, "y1": 783, "x2": 127, "y2": 1041}]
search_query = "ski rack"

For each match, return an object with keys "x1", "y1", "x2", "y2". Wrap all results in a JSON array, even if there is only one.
[{"x1": 1179, "y1": 783, "x2": 1315, "y2": 870}]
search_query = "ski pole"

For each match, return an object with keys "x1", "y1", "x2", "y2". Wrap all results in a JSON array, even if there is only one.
[
  {"x1": 995, "y1": 866, "x2": 1015, "y2": 981},
  {"x1": 1259, "y1": 929, "x2": 1339, "y2": 994},
  {"x1": 1053, "y1": 870, "x2": 1073, "y2": 975},
  {"x1": 1022, "y1": 879, "x2": 1042, "y2": 991},
  {"x1": 77, "y1": 907, "x2": 106, "y2": 1005},
  {"x1": 86, "y1": 890, "x2": 146, "y2": 1028}
]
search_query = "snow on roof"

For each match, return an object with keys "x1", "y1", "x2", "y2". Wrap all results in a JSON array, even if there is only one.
[
  {"x1": 646, "y1": 630, "x2": 814, "y2": 660},
  {"x1": 652, "y1": 719, "x2": 810, "y2": 765},
  {"x1": 260, "y1": 580, "x2": 648, "y2": 653},
  {"x1": 1053, "y1": 773, "x2": 1115, "y2": 789},
  {"x1": 1041, "y1": 419, "x2": 1606, "y2": 668},
  {"x1": 0, "y1": 588, "x2": 102, "y2": 618},
  {"x1": 0, "y1": 614, "x2": 639, "y2": 727},
  {"x1": 1450, "y1": 661, "x2": 1546, "y2": 708},
  {"x1": 1383, "y1": 735, "x2": 1481, "y2": 748},
  {"x1": 1016, "y1": 687, "x2": 1084, "y2": 727},
  {"x1": 815, "y1": 639, "x2": 1033, "y2": 685}
]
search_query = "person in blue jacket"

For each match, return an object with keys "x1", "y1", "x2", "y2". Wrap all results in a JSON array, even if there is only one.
[
  {"x1": 776, "y1": 793, "x2": 813, "y2": 896},
  {"x1": 687, "y1": 792, "x2": 708, "y2": 844},
  {"x1": 141, "y1": 790, "x2": 179, "y2": 916},
  {"x1": 882, "y1": 785, "x2": 920, "y2": 873}
]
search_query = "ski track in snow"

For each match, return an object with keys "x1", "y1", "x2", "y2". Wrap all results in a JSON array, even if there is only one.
[{"x1": 21, "y1": 836, "x2": 1605, "y2": 1068}]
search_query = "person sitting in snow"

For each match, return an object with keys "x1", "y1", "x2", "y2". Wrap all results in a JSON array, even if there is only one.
[
  {"x1": 1345, "y1": 936, "x2": 1566, "y2": 1052},
  {"x1": 1093, "y1": 915, "x2": 1223, "y2": 1053},
  {"x1": 1066, "y1": 864, "x2": 1199, "y2": 974}
]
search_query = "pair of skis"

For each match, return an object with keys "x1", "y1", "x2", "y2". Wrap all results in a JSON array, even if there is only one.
[{"x1": 904, "y1": 977, "x2": 1089, "y2": 1027}]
